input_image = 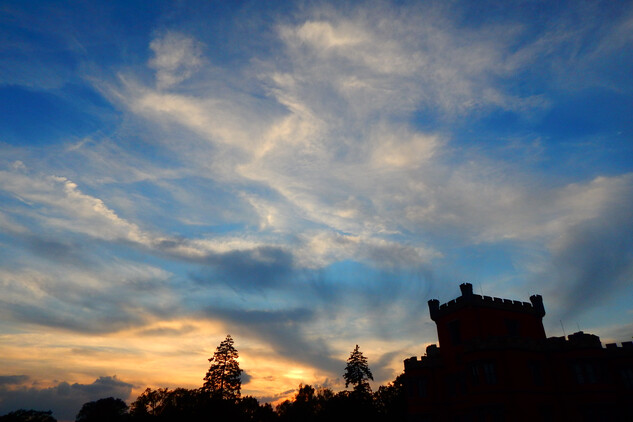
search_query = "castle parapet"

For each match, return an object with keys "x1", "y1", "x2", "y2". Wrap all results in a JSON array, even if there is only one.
[
  {"x1": 427, "y1": 283, "x2": 546, "y2": 319},
  {"x1": 567, "y1": 331, "x2": 601, "y2": 349}
]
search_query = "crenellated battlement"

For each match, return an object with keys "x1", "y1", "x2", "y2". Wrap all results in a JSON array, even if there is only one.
[
  {"x1": 428, "y1": 283, "x2": 545, "y2": 321},
  {"x1": 546, "y1": 333, "x2": 633, "y2": 352},
  {"x1": 406, "y1": 334, "x2": 633, "y2": 362},
  {"x1": 605, "y1": 341, "x2": 633, "y2": 350},
  {"x1": 404, "y1": 344, "x2": 442, "y2": 370}
]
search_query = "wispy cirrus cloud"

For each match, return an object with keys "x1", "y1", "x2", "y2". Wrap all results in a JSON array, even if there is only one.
[
  {"x1": 0, "y1": 259, "x2": 175, "y2": 334},
  {"x1": 0, "y1": 168, "x2": 150, "y2": 244},
  {"x1": 275, "y1": 6, "x2": 541, "y2": 117},
  {"x1": 1, "y1": 0, "x2": 632, "y2": 413},
  {"x1": 149, "y1": 31, "x2": 204, "y2": 89}
]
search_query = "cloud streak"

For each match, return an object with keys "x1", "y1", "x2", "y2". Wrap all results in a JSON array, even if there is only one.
[{"x1": 0, "y1": 0, "x2": 632, "y2": 410}]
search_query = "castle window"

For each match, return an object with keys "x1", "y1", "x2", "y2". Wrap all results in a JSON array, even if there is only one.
[
  {"x1": 585, "y1": 363, "x2": 596, "y2": 383},
  {"x1": 528, "y1": 361, "x2": 543, "y2": 385},
  {"x1": 407, "y1": 379, "x2": 416, "y2": 397},
  {"x1": 471, "y1": 361, "x2": 497, "y2": 385},
  {"x1": 445, "y1": 374, "x2": 466, "y2": 396},
  {"x1": 573, "y1": 363, "x2": 585, "y2": 384},
  {"x1": 483, "y1": 362, "x2": 497, "y2": 385},
  {"x1": 418, "y1": 378, "x2": 427, "y2": 397},
  {"x1": 448, "y1": 320, "x2": 461, "y2": 345},
  {"x1": 505, "y1": 319, "x2": 520, "y2": 337},
  {"x1": 572, "y1": 361, "x2": 600, "y2": 384},
  {"x1": 621, "y1": 367, "x2": 633, "y2": 389},
  {"x1": 456, "y1": 372, "x2": 467, "y2": 394},
  {"x1": 446, "y1": 376, "x2": 456, "y2": 396},
  {"x1": 471, "y1": 364, "x2": 480, "y2": 385}
]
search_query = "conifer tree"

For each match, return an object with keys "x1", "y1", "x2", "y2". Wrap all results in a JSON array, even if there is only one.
[
  {"x1": 202, "y1": 334, "x2": 242, "y2": 400},
  {"x1": 343, "y1": 344, "x2": 374, "y2": 394}
]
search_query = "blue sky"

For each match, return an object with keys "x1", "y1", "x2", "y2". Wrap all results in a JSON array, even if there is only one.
[{"x1": 1, "y1": 0, "x2": 632, "y2": 419}]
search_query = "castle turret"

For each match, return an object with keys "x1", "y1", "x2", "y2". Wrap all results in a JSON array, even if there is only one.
[
  {"x1": 460, "y1": 282, "x2": 473, "y2": 298},
  {"x1": 530, "y1": 294, "x2": 546, "y2": 317},
  {"x1": 428, "y1": 299, "x2": 440, "y2": 321}
]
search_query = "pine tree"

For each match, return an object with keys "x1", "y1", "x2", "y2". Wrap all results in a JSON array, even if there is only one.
[
  {"x1": 202, "y1": 334, "x2": 242, "y2": 400},
  {"x1": 343, "y1": 344, "x2": 374, "y2": 394}
]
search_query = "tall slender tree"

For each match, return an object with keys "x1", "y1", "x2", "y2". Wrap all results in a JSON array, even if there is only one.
[
  {"x1": 343, "y1": 344, "x2": 374, "y2": 394},
  {"x1": 202, "y1": 334, "x2": 242, "y2": 400}
]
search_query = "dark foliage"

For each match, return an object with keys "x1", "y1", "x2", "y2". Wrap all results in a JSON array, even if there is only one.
[
  {"x1": 75, "y1": 337, "x2": 405, "y2": 421},
  {"x1": 75, "y1": 397, "x2": 128, "y2": 422},
  {"x1": 238, "y1": 396, "x2": 276, "y2": 422},
  {"x1": 373, "y1": 374, "x2": 406, "y2": 422},
  {"x1": 129, "y1": 387, "x2": 276, "y2": 422},
  {"x1": 0, "y1": 410, "x2": 56, "y2": 422},
  {"x1": 275, "y1": 379, "x2": 405, "y2": 422},
  {"x1": 79, "y1": 377, "x2": 405, "y2": 422}
]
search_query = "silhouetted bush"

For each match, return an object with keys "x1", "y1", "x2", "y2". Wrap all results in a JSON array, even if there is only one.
[
  {"x1": 76, "y1": 376, "x2": 406, "y2": 422},
  {"x1": 0, "y1": 409, "x2": 56, "y2": 422},
  {"x1": 373, "y1": 374, "x2": 406, "y2": 422},
  {"x1": 75, "y1": 397, "x2": 128, "y2": 422},
  {"x1": 128, "y1": 388, "x2": 276, "y2": 422}
]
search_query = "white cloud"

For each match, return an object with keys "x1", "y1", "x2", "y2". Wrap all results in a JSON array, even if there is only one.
[
  {"x1": 296, "y1": 231, "x2": 439, "y2": 269},
  {"x1": 286, "y1": 20, "x2": 366, "y2": 50},
  {"x1": 370, "y1": 125, "x2": 441, "y2": 169},
  {"x1": 0, "y1": 211, "x2": 29, "y2": 234},
  {"x1": 102, "y1": 5, "x2": 633, "y2": 261},
  {"x1": 275, "y1": 6, "x2": 541, "y2": 117},
  {"x1": 149, "y1": 31, "x2": 204, "y2": 89},
  {"x1": 0, "y1": 170, "x2": 151, "y2": 244}
]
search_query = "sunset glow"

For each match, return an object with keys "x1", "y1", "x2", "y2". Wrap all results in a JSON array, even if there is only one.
[{"x1": 1, "y1": 1, "x2": 632, "y2": 420}]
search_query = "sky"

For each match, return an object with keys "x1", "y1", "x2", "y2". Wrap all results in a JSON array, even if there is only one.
[{"x1": 1, "y1": 0, "x2": 632, "y2": 419}]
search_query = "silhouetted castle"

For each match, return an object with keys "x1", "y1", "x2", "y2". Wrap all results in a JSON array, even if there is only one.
[{"x1": 404, "y1": 283, "x2": 633, "y2": 421}]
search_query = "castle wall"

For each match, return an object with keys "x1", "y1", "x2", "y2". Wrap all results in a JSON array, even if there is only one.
[{"x1": 404, "y1": 283, "x2": 633, "y2": 421}]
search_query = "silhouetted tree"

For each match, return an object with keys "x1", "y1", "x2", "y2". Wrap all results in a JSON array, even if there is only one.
[
  {"x1": 202, "y1": 334, "x2": 242, "y2": 400},
  {"x1": 373, "y1": 374, "x2": 406, "y2": 421},
  {"x1": 130, "y1": 388, "x2": 212, "y2": 421},
  {"x1": 130, "y1": 387, "x2": 171, "y2": 418},
  {"x1": 76, "y1": 397, "x2": 128, "y2": 422},
  {"x1": 238, "y1": 396, "x2": 276, "y2": 422},
  {"x1": 159, "y1": 388, "x2": 204, "y2": 420},
  {"x1": 343, "y1": 345, "x2": 374, "y2": 394},
  {"x1": 276, "y1": 384, "x2": 319, "y2": 422},
  {"x1": 0, "y1": 410, "x2": 56, "y2": 422}
]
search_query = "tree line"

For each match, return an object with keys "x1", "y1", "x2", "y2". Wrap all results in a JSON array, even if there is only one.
[{"x1": 0, "y1": 335, "x2": 405, "y2": 422}]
